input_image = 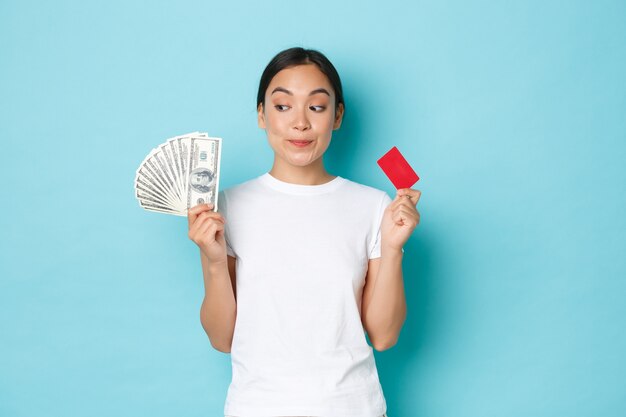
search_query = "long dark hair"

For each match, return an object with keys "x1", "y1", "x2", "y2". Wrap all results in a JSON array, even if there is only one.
[{"x1": 256, "y1": 47, "x2": 344, "y2": 113}]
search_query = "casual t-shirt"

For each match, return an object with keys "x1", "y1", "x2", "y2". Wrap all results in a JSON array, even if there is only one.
[{"x1": 219, "y1": 172, "x2": 393, "y2": 417}]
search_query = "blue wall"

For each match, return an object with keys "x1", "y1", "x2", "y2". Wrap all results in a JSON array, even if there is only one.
[{"x1": 1, "y1": 1, "x2": 625, "y2": 416}]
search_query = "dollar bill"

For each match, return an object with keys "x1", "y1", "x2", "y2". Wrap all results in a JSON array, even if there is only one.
[
  {"x1": 186, "y1": 136, "x2": 222, "y2": 210},
  {"x1": 137, "y1": 150, "x2": 178, "y2": 205},
  {"x1": 134, "y1": 132, "x2": 222, "y2": 216}
]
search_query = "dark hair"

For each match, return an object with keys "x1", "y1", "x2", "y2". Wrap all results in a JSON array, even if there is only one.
[{"x1": 256, "y1": 47, "x2": 344, "y2": 112}]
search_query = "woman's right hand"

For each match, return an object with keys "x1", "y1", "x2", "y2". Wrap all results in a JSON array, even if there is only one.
[{"x1": 187, "y1": 203, "x2": 227, "y2": 264}]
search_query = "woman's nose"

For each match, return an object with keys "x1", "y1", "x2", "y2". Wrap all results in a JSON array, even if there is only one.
[{"x1": 292, "y1": 108, "x2": 310, "y2": 130}]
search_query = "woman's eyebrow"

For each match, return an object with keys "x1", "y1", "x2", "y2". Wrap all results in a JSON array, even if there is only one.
[{"x1": 271, "y1": 87, "x2": 330, "y2": 96}]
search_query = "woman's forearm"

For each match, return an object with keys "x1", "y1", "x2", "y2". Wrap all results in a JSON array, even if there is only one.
[
  {"x1": 365, "y1": 247, "x2": 407, "y2": 350},
  {"x1": 199, "y1": 253, "x2": 237, "y2": 353}
]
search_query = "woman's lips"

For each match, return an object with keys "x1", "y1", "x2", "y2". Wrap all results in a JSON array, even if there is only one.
[{"x1": 288, "y1": 140, "x2": 313, "y2": 148}]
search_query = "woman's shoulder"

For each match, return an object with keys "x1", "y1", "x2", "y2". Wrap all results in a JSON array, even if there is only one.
[{"x1": 217, "y1": 175, "x2": 265, "y2": 212}]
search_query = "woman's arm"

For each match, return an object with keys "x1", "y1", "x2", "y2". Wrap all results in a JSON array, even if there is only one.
[
  {"x1": 188, "y1": 203, "x2": 237, "y2": 353},
  {"x1": 199, "y1": 254, "x2": 237, "y2": 353},
  {"x1": 361, "y1": 250, "x2": 406, "y2": 351},
  {"x1": 361, "y1": 188, "x2": 421, "y2": 351}
]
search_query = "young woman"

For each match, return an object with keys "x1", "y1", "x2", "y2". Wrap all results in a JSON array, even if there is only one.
[{"x1": 188, "y1": 47, "x2": 421, "y2": 417}]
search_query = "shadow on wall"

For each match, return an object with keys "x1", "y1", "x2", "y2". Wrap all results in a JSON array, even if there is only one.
[{"x1": 375, "y1": 231, "x2": 439, "y2": 417}]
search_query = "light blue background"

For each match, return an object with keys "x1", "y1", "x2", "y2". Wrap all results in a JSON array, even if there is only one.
[{"x1": 1, "y1": 1, "x2": 625, "y2": 416}]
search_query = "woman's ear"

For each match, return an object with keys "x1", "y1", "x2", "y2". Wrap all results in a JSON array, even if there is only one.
[
  {"x1": 257, "y1": 103, "x2": 266, "y2": 128},
  {"x1": 333, "y1": 102, "x2": 344, "y2": 130}
]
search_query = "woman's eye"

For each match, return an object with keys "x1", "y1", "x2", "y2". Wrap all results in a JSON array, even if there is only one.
[
  {"x1": 310, "y1": 106, "x2": 326, "y2": 112},
  {"x1": 275, "y1": 105, "x2": 290, "y2": 111}
]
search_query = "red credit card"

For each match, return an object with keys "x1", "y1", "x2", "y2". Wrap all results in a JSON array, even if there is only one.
[{"x1": 377, "y1": 146, "x2": 420, "y2": 189}]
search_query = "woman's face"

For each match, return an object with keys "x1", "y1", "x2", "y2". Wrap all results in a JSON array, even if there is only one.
[{"x1": 258, "y1": 64, "x2": 344, "y2": 171}]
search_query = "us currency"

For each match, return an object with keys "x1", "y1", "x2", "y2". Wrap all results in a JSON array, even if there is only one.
[
  {"x1": 167, "y1": 131, "x2": 208, "y2": 201},
  {"x1": 153, "y1": 146, "x2": 181, "y2": 203},
  {"x1": 186, "y1": 136, "x2": 221, "y2": 211},
  {"x1": 136, "y1": 149, "x2": 181, "y2": 209},
  {"x1": 134, "y1": 132, "x2": 221, "y2": 216}
]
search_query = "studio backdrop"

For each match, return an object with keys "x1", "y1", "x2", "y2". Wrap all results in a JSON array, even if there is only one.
[{"x1": 1, "y1": 1, "x2": 625, "y2": 416}]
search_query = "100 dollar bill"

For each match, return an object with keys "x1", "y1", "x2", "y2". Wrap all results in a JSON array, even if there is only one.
[{"x1": 186, "y1": 136, "x2": 222, "y2": 211}]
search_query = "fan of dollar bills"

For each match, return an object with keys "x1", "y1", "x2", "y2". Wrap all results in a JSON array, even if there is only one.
[{"x1": 134, "y1": 131, "x2": 222, "y2": 216}]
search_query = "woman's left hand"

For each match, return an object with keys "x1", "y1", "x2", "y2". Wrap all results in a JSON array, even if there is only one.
[{"x1": 380, "y1": 188, "x2": 421, "y2": 252}]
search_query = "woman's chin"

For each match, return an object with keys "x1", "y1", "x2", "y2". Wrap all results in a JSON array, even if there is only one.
[
  {"x1": 274, "y1": 152, "x2": 313, "y2": 167},
  {"x1": 289, "y1": 155, "x2": 321, "y2": 167}
]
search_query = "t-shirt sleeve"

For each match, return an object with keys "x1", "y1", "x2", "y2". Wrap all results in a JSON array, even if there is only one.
[
  {"x1": 217, "y1": 190, "x2": 236, "y2": 258},
  {"x1": 368, "y1": 192, "x2": 393, "y2": 259}
]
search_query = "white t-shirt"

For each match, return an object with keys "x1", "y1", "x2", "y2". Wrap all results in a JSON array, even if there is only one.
[{"x1": 219, "y1": 172, "x2": 392, "y2": 417}]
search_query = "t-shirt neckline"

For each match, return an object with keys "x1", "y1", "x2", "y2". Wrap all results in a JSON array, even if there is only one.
[{"x1": 258, "y1": 172, "x2": 346, "y2": 195}]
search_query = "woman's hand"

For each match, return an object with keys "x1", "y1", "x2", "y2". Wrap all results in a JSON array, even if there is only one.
[
  {"x1": 380, "y1": 188, "x2": 421, "y2": 252},
  {"x1": 188, "y1": 203, "x2": 228, "y2": 264}
]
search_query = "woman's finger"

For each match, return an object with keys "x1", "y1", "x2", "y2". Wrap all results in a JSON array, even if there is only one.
[
  {"x1": 388, "y1": 194, "x2": 408, "y2": 211},
  {"x1": 197, "y1": 216, "x2": 225, "y2": 239},
  {"x1": 397, "y1": 189, "x2": 421, "y2": 206},
  {"x1": 195, "y1": 210, "x2": 225, "y2": 226},
  {"x1": 392, "y1": 198, "x2": 420, "y2": 219},
  {"x1": 393, "y1": 207, "x2": 419, "y2": 227},
  {"x1": 189, "y1": 214, "x2": 211, "y2": 238},
  {"x1": 196, "y1": 217, "x2": 214, "y2": 237},
  {"x1": 188, "y1": 203, "x2": 214, "y2": 228},
  {"x1": 394, "y1": 197, "x2": 416, "y2": 211},
  {"x1": 205, "y1": 222, "x2": 224, "y2": 242}
]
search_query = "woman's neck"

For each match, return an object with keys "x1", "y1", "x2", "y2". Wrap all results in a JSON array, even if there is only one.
[{"x1": 269, "y1": 160, "x2": 336, "y2": 185}]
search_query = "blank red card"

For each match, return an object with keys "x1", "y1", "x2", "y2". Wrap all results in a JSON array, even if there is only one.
[{"x1": 377, "y1": 146, "x2": 419, "y2": 189}]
